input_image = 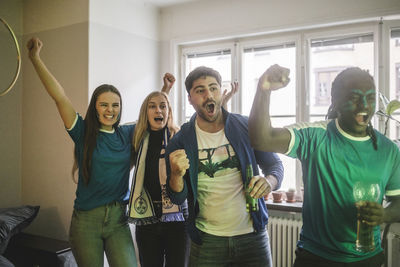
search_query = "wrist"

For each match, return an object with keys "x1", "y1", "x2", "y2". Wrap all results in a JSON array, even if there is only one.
[{"x1": 266, "y1": 175, "x2": 278, "y2": 191}]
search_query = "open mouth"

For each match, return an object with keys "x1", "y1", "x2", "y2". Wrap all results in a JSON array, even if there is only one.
[
  {"x1": 154, "y1": 117, "x2": 164, "y2": 122},
  {"x1": 355, "y1": 112, "x2": 369, "y2": 125},
  {"x1": 205, "y1": 102, "x2": 215, "y2": 114}
]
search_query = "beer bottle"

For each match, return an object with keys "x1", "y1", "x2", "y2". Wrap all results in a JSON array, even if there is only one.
[{"x1": 245, "y1": 164, "x2": 259, "y2": 212}]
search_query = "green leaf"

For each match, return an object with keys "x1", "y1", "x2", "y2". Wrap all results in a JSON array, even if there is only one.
[{"x1": 386, "y1": 100, "x2": 400, "y2": 115}]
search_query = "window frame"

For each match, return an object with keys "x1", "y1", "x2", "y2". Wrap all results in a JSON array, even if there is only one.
[
  {"x1": 172, "y1": 19, "x2": 400, "y2": 195},
  {"x1": 181, "y1": 42, "x2": 237, "y2": 122}
]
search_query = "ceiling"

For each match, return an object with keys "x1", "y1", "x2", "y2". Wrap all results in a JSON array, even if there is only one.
[{"x1": 144, "y1": 0, "x2": 203, "y2": 7}]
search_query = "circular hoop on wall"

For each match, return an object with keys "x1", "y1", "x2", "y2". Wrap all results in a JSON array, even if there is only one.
[{"x1": 0, "y1": 17, "x2": 21, "y2": 97}]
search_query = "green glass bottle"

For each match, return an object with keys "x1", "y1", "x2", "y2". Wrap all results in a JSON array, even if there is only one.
[{"x1": 245, "y1": 164, "x2": 259, "y2": 212}]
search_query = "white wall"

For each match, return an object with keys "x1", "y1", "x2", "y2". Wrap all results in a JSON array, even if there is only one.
[
  {"x1": 0, "y1": 0, "x2": 23, "y2": 208},
  {"x1": 89, "y1": 0, "x2": 161, "y2": 123},
  {"x1": 159, "y1": 0, "x2": 400, "y2": 109},
  {"x1": 160, "y1": 0, "x2": 400, "y2": 41}
]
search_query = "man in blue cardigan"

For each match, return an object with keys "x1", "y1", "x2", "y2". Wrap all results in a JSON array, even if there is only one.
[{"x1": 166, "y1": 66, "x2": 284, "y2": 266}]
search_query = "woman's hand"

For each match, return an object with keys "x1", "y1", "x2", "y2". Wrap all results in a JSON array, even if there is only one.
[{"x1": 27, "y1": 37, "x2": 43, "y2": 60}]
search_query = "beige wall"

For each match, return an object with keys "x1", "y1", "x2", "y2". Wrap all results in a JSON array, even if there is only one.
[
  {"x1": 1, "y1": 0, "x2": 161, "y2": 243},
  {"x1": 0, "y1": 0, "x2": 23, "y2": 208},
  {"x1": 22, "y1": 0, "x2": 89, "y2": 240}
]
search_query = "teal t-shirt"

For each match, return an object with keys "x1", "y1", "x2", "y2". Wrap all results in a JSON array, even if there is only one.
[
  {"x1": 67, "y1": 114, "x2": 135, "y2": 210},
  {"x1": 285, "y1": 119, "x2": 400, "y2": 262}
]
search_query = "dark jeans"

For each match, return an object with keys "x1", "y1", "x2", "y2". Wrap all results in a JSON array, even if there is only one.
[
  {"x1": 293, "y1": 247, "x2": 384, "y2": 267},
  {"x1": 136, "y1": 221, "x2": 189, "y2": 267},
  {"x1": 189, "y1": 229, "x2": 272, "y2": 267}
]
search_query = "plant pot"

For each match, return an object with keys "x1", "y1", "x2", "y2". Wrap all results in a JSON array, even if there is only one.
[
  {"x1": 272, "y1": 191, "x2": 283, "y2": 203},
  {"x1": 285, "y1": 191, "x2": 296, "y2": 203}
]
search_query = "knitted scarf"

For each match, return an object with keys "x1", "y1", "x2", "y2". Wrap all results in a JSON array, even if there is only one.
[{"x1": 128, "y1": 128, "x2": 185, "y2": 225}]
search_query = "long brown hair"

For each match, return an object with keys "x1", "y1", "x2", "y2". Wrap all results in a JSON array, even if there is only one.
[
  {"x1": 72, "y1": 84, "x2": 122, "y2": 185},
  {"x1": 132, "y1": 92, "x2": 175, "y2": 164}
]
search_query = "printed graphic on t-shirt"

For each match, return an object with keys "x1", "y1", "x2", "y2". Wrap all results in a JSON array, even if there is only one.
[
  {"x1": 196, "y1": 140, "x2": 253, "y2": 236},
  {"x1": 198, "y1": 144, "x2": 239, "y2": 178}
]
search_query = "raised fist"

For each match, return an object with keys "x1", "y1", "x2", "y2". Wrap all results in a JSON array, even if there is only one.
[
  {"x1": 258, "y1": 64, "x2": 290, "y2": 91},
  {"x1": 169, "y1": 149, "x2": 189, "y2": 178}
]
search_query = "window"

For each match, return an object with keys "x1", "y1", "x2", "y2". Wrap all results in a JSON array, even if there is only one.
[
  {"x1": 241, "y1": 42, "x2": 297, "y2": 192},
  {"x1": 177, "y1": 21, "x2": 400, "y2": 193},
  {"x1": 388, "y1": 28, "x2": 400, "y2": 140},
  {"x1": 309, "y1": 33, "x2": 374, "y2": 122},
  {"x1": 183, "y1": 47, "x2": 232, "y2": 122},
  {"x1": 314, "y1": 68, "x2": 342, "y2": 107}
]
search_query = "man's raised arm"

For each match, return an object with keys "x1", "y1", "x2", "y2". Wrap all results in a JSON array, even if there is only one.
[{"x1": 249, "y1": 64, "x2": 292, "y2": 154}]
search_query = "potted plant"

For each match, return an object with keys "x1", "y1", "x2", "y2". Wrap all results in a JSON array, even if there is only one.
[
  {"x1": 377, "y1": 93, "x2": 400, "y2": 135},
  {"x1": 271, "y1": 191, "x2": 283, "y2": 203},
  {"x1": 285, "y1": 188, "x2": 296, "y2": 203}
]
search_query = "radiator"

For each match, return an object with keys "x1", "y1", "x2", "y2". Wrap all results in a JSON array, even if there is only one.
[
  {"x1": 268, "y1": 216, "x2": 302, "y2": 267},
  {"x1": 385, "y1": 223, "x2": 400, "y2": 267}
]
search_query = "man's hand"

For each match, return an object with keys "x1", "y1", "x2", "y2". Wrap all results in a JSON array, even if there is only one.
[
  {"x1": 258, "y1": 64, "x2": 290, "y2": 91},
  {"x1": 222, "y1": 81, "x2": 239, "y2": 109},
  {"x1": 27, "y1": 37, "x2": 43, "y2": 60},
  {"x1": 161, "y1": 73, "x2": 176, "y2": 94},
  {"x1": 356, "y1": 201, "x2": 384, "y2": 226},
  {"x1": 248, "y1": 175, "x2": 274, "y2": 199},
  {"x1": 169, "y1": 149, "x2": 189, "y2": 178}
]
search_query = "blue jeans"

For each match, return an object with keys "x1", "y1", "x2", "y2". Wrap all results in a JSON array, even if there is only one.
[
  {"x1": 69, "y1": 202, "x2": 137, "y2": 267},
  {"x1": 189, "y1": 229, "x2": 272, "y2": 267},
  {"x1": 136, "y1": 221, "x2": 189, "y2": 267}
]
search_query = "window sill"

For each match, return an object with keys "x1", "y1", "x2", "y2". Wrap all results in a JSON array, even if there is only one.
[{"x1": 265, "y1": 199, "x2": 303, "y2": 213}]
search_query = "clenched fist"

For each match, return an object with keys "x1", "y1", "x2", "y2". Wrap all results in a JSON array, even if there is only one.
[
  {"x1": 161, "y1": 73, "x2": 176, "y2": 94},
  {"x1": 258, "y1": 64, "x2": 290, "y2": 91},
  {"x1": 169, "y1": 149, "x2": 189, "y2": 178},
  {"x1": 27, "y1": 37, "x2": 43, "y2": 60}
]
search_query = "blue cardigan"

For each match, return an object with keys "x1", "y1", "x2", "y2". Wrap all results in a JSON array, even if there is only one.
[{"x1": 166, "y1": 109, "x2": 284, "y2": 244}]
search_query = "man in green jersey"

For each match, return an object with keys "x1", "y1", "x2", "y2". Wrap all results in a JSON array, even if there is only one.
[{"x1": 249, "y1": 65, "x2": 400, "y2": 266}]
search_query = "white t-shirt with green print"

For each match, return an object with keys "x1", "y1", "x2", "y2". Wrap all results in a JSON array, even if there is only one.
[{"x1": 194, "y1": 122, "x2": 253, "y2": 237}]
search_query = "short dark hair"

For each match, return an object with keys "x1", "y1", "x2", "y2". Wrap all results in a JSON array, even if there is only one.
[{"x1": 185, "y1": 66, "x2": 222, "y2": 94}]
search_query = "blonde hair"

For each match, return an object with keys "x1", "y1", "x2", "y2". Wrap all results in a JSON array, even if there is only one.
[{"x1": 133, "y1": 91, "x2": 175, "y2": 154}]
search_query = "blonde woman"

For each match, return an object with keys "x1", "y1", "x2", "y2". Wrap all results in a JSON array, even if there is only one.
[
  {"x1": 128, "y1": 74, "x2": 238, "y2": 267},
  {"x1": 128, "y1": 84, "x2": 190, "y2": 267}
]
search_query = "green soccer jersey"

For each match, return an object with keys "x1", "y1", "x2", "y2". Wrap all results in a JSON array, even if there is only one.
[{"x1": 285, "y1": 119, "x2": 400, "y2": 262}]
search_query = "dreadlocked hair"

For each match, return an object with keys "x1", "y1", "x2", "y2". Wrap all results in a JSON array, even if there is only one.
[
  {"x1": 325, "y1": 67, "x2": 377, "y2": 150},
  {"x1": 367, "y1": 121, "x2": 378, "y2": 150}
]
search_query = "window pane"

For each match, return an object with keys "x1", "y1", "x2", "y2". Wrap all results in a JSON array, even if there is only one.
[
  {"x1": 270, "y1": 116, "x2": 296, "y2": 191},
  {"x1": 310, "y1": 34, "x2": 374, "y2": 119},
  {"x1": 184, "y1": 50, "x2": 231, "y2": 121},
  {"x1": 310, "y1": 115, "x2": 326, "y2": 122},
  {"x1": 388, "y1": 29, "x2": 400, "y2": 140},
  {"x1": 242, "y1": 43, "x2": 296, "y2": 116},
  {"x1": 243, "y1": 43, "x2": 296, "y2": 192}
]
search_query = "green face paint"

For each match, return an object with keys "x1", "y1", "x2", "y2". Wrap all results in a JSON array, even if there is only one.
[
  {"x1": 342, "y1": 89, "x2": 376, "y2": 111},
  {"x1": 337, "y1": 88, "x2": 376, "y2": 137}
]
